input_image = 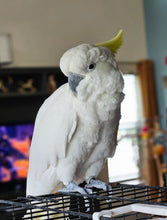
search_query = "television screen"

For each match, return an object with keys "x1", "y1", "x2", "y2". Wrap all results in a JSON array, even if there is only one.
[{"x1": 0, "y1": 124, "x2": 34, "y2": 182}]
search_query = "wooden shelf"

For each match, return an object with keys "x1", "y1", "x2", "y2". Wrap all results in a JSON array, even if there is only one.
[
  {"x1": 0, "y1": 91, "x2": 51, "y2": 98},
  {"x1": 0, "y1": 67, "x2": 67, "y2": 124}
]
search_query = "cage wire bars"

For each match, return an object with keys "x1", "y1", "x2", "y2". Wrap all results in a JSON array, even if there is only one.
[{"x1": 0, "y1": 183, "x2": 167, "y2": 219}]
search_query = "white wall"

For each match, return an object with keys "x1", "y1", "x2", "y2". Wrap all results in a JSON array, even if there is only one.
[{"x1": 0, "y1": 0, "x2": 147, "y2": 67}]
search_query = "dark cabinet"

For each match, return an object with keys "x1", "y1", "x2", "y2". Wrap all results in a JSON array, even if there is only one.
[{"x1": 0, "y1": 67, "x2": 67, "y2": 124}]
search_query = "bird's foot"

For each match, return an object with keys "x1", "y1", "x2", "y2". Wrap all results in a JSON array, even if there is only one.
[
  {"x1": 85, "y1": 177, "x2": 112, "y2": 192},
  {"x1": 58, "y1": 181, "x2": 90, "y2": 210},
  {"x1": 58, "y1": 181, "x2": 88, "y2": 195},
  {"x1": 85, "y1": 177, "x2": 112, "y2": 202}
]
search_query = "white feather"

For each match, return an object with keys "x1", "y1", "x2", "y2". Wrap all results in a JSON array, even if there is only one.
[{"x1": 27, "y1": 44, "x2": 124, "y2": 196}]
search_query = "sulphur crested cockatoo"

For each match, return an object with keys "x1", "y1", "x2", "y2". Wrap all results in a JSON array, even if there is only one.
[{"x1": 26, "y1": 30, "x2": 124, "y2": 197}]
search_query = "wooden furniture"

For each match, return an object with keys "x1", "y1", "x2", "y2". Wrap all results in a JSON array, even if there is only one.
[
  {"x1": 137, "y1": 59, "x2": 160, "y2": 186},
  {"x1": 0, "y1": 67, "x2": 67, "y2": 124},
  {"x1": 0, "y1": 67, "x2": 67, "y2": 198}
]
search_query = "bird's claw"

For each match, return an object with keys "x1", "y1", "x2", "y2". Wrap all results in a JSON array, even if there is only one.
[
  {"x1": 85, "y1": 178, "x2": 112, "y2": 192},
  {"x1": 85, "y1": 187, "x2": 93, "y2": 194},
  {"x1": 85, "y1": 178, "x2": 112, "y2": 202},
  {"x1": 58, "y1": 181, "x2": 90, "y2": 211},
  {"x1": 58, "y1": 181, "x2": 87, "y2": 194}
]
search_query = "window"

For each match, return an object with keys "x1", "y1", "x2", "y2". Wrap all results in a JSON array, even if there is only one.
[{"x1": 108, "y1": 73, "x2": 144, "y2": 183}]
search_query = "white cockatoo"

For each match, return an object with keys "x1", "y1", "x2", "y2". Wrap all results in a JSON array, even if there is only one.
[{"x1": 26, "y1": 30, "x2": 124, "y2": 197}]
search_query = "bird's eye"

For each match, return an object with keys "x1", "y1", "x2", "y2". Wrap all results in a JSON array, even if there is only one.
[{"x1": 87, "y1": 63, "x2": 96, "y2": 72}]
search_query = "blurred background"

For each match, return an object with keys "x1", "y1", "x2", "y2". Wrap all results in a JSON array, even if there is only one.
[{"x1": 0, "y1": 0, "x2": 167, "y2": 199}]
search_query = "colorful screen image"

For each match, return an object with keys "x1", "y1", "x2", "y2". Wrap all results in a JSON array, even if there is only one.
[{"x1": 0, "y1": 124, "x2": 34, "y2": 182}]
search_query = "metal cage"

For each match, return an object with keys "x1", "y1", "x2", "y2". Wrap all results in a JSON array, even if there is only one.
[{"x1": 0, "y1": 183, "x2": 167, "y2": 220}]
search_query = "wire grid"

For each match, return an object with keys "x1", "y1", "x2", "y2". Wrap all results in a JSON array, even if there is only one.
[{"x1": 0, "y1": 183, "x2": 167, "y2": 220}]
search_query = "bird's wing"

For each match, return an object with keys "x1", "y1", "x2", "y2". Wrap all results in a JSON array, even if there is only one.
[{"x1": 29, "y1": 83, "x2": 77, "y2": 175}]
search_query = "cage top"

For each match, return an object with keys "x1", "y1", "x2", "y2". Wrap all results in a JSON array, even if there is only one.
[{"x1": 0, "y1": 183, "x2": 167, "y2": 220}]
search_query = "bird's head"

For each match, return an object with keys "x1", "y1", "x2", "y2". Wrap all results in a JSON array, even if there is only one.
[{"x1": 60, "y1": 30, "x2": 124, "y2": 98}]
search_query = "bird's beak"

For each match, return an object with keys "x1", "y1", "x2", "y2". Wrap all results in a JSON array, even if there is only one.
[{"x1": 68, "y1": 72, "x2": 85, "y2": 94}]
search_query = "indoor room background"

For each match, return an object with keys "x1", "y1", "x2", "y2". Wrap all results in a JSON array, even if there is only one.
[{"x1": 0, "y1": 0, "x2": 167, "y2": 199}]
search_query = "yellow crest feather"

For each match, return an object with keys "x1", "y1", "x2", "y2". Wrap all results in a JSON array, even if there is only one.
[{"x1": 95, "y1": 30, "x2": 123, "y2": 54}]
